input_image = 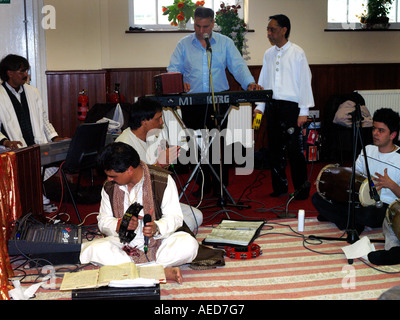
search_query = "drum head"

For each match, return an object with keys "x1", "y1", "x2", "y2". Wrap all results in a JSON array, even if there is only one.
[{"x1": 359, "y1": 179, "x2": 381, "y2": 207}]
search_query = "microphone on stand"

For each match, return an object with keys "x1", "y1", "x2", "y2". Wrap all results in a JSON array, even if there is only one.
[
  {"x1": 290, "y1": 181, "x2": 311, "y2": 199},
  {"x1": 278, "y1": 181, "x2": 311, "y2": 219},
  {"x1": 203, "y1": 33, "x2": 212, "y2": 52},
  {"x1": 370, "y1": 183, "x2": 383, "y2": 208}
]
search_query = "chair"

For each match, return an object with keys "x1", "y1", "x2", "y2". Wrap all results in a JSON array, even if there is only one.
[
  {"x1": 321, "y1": 92, "x2": 373, "y2": 164},
  {"x1": 61, "y1": 122, "x2": 108, "y2": 223}
]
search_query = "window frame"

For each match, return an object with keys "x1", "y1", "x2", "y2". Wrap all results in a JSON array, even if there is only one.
[
  {"x1": 327, "y1": 0, "x2": 400, "y2": 30},
  {"x1": 129, "y1": 0, "x2": 246, "y2": 31}
]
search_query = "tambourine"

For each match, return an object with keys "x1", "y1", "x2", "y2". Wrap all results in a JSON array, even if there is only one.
[
  {"x1": 119, "y1": 202, "x2": 143, "y2": 244},
  {"x1": 225, "y1": 243, "x2": 262, "y2": 259}
]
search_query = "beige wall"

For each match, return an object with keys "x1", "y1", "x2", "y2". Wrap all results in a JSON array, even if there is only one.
[{"x1": 45, "y1": 0, "x2": 400, "y2": 71}]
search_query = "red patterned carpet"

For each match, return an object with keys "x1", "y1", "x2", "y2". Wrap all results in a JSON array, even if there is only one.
[
  {"x1": 12, "y1": 219, "x2": 400, "y2": 300},
  {"x1": 10, "y1": 161, "x2": 400, "y2": 300}
]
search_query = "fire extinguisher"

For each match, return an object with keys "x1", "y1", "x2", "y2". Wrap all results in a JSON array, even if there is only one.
[
  {"x1": 78, "y1": 89, "x2": 88, "y2": 121},
  {"x1": 108, "y1": 83, "x2": 125, "y2": 103}
]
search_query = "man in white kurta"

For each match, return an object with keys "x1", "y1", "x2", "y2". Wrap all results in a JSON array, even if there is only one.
[
  {"x1": 80, "y1": 143, "x2": 199, "y2": 283},
  {"x1": 254, "y1": 15, "x2": 314, "y2": 199},
  {"x1": 0, "y1": 54, "x2": 61, "y2": 149}
]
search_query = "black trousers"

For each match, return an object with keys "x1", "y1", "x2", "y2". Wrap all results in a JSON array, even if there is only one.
[
  {"x1": 266, "y1": 100, "x2": 308, "y2": 193},
  {"x1": 312, "y1": 192, "x2": 387, "y2": 235},
  {"x1": 180, "y1": 103, "x2": 230, "y2": 191}
]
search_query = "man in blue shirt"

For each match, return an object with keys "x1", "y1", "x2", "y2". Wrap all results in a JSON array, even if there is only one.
[{"x1": 168, "y1": 7, "x2": 261, "y2": 197}]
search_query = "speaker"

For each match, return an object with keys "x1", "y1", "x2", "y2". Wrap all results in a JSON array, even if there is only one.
[{"x1": 154, "y1": 72, "x2": 184, "y2": 95}]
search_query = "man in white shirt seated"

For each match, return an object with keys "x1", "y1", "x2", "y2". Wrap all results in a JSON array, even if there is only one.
[
  {"x1": 80, "y1": 142, "x2": 199, "y2": 283},
  {"x1": 116, "y1": 97, "x2": 203, "y2": 232},
  {"x1": 0, "y1": 54, "x2": 66, "y2": 149},
  {"x1": 0, "y1": 54, "x2": 68, "y2": 207},
  {"x1": 313, "y1": 108, "x2": 400, "y2": 237}
]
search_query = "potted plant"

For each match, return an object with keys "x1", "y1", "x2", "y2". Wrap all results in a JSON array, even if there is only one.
[
  {"x1": 215, "y1": 2, "x2": 247, "y2": 56},
  {"x1": 364, "y1": 0, "x2": 393, "y2": 29},
  {"x1": 162, "y1": 0, "x2": 205, "y2": 29}
]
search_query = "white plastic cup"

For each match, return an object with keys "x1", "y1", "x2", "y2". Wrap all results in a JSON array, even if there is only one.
[{"x1": 298, "y1": 209, "x2": 305, "y2": 232}]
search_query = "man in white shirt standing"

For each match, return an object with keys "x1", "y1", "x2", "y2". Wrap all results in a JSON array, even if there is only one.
[{"x1": 254, "y1": 14, "x2": 314, "y2": 200}]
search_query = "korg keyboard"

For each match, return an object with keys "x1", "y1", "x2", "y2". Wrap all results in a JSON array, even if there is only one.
[{"x1": 148, "y1": 90, "x2": 273, "y2": 107}]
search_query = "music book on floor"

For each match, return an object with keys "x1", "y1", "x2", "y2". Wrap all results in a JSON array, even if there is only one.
[
  {"x1": 60, "y1": 262, "x2": 166, "y2": 291},
  {"x1": 202, "y1": 220, "x2": 265, "y2": 247}
]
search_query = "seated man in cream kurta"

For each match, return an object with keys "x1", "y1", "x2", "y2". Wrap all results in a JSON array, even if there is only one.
[
  {"x1": 0, "y1": 54, "x2": 68, "y2": 206},
  {"x1": 0, "y1": 54, "x2": 65, "y2": 150},
  {"x1": 80, "y1": 142, "x2": 199, "y2": 283},
  {"x1": 115, "y1": 97, "x2": 203, "y2": 233}
]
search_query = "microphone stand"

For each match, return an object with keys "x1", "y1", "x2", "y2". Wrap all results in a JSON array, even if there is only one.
[
  {"x1": 308, "y1": 104, "x2": 383, "y2": 263},
  {"x1": 198, "y1": 40, "x2": 250, "y2": 216}
]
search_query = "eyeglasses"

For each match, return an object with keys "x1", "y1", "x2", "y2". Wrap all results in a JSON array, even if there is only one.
[
  {"x1": 17, "y1": 69, "x2": 30, "y2": 75},
  {"x1": 267, "y1": 26, "x2": 282, "y2": 33}
]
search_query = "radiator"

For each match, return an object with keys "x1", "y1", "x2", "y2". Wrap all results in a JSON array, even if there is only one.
[{"x1": 357, "y1": 89, "x2": 400, "y2": 115}]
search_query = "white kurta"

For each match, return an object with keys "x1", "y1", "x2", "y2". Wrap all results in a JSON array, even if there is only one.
[
  {"x1": 255, "y1": 41, "x2": 314, "y2": 116},
  {"x1": 116, "y1": 128, "x2": 161, "y2": 165},
  {"x1": 80, "y1": 175, "x2": 199, "y2": 267},
  {"x1": 0, "y1": 83, "x2": 58, "y2": 146}
]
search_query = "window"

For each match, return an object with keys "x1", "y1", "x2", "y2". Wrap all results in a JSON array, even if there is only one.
[
  {"x1": 328, "y1": 0, "x2": 400, "y2": 29},
  {"x1": 129, "y1": 0, "x2": 244, "y2": 30}
]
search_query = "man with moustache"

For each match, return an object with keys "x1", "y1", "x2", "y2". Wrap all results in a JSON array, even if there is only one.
[
  {"x1": 168, "y1": 7, "x2": 262, "y2": 197},
  {"x1": 254, "y1": 14, "x2": 314, "y2": 200},
  {"x1": 0, "y1": 54, "x2": 65, "y2": 150}
]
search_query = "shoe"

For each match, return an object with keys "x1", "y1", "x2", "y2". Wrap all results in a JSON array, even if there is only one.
[
  {"x1": 270, "y1": 190, "x2": 288, "y2": 197},
  {"x1": 43, "y1": 194, "x2": 51, "y2": 205},
  {"x1": 294, "y1": 186, "x2": 310, "y2": 200},
  {"x1": 294, "y1": 192, "x2": 309, "y2": 200},
  {"x1": 44, "y1": 203, "x2": 57, "y2": 213}
]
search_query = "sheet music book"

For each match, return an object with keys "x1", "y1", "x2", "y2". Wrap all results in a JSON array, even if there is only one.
[
  {"x1": 60, "y1": 262, "x2": 165, "y2": 291},
  {"x1": 202, "y1": 220, "x2": 265, "y2": 247}
]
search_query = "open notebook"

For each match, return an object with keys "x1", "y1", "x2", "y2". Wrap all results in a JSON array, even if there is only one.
[{"x1": 202, "y1": 220, "x2": 265, "y2": 247}]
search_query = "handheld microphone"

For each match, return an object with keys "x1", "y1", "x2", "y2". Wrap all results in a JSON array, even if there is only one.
[
  {"x1": 203, "y1": 33, "x2": 212, "y2": 52},
  {"x1": 143, "y1": 214, "x2": 152, "y2": 253}
]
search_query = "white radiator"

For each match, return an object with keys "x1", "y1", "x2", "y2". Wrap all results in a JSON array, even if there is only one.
[{"x1": 357, "y1": 89, "x2": 400, "y2": 116}]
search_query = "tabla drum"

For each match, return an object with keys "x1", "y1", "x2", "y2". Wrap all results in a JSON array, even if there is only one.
[
  {"x1": 358, "y1": 179, "x2": 381, "y2": 207},
  {"x1": 316, "y1": 164, "x2": 378, "y2": 206},
  {"x1": 386, "y1": 199, "x2": 400, "y2": 241}
]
